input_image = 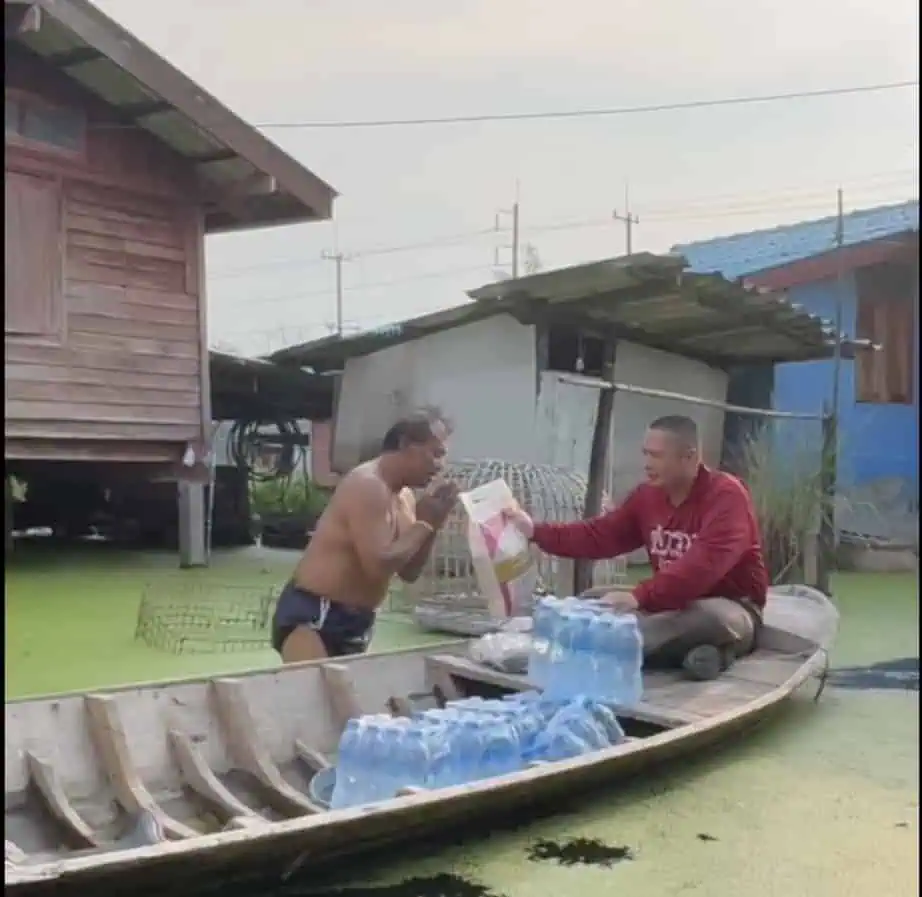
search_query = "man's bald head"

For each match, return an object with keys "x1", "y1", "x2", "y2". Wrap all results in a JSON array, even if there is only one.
[
  {"x1": 643, "y1": 415, "x2": 701, "y2": 492},
  {"x1": 648, "y1": 415, "x2": 700, "y2": 452}
]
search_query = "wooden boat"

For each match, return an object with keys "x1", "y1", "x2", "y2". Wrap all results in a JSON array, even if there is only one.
[{"x1": 5, "y1": 586, "x2": 837, "y2": 895}]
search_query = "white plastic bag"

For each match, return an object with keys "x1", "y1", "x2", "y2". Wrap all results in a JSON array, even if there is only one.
[
  {"x1": 460, "y1": 479, "x2": 538, "y2": 621},
  {"x1": 468, "y1": 628, "x2": 533, "y2": 674}
]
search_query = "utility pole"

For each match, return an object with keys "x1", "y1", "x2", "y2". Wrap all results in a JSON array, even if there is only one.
[
  {"x1": 612, "y1": 184, "x2": 639, "y2": 256},
  {"x1": 494, "y1": 182, "x2": 522, "y2": 278},
  {"x1": 831, "y1": 188, "x2": 845, "y2": 417},
  {"x1": 321, "y1": 250, "x2": 351, "y2": 336}
]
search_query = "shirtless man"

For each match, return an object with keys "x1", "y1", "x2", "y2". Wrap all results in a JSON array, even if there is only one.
[{"x1": 272, "y1": 409, "x2": 458, "y2": 663}]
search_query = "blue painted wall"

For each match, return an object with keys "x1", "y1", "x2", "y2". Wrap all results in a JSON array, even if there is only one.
[
  {"x1": 674, "y1": 201, "x2": 920, "y2": 501},
  {"x1": 772, "y1": 275, "x2": 918, "y2": 495}
]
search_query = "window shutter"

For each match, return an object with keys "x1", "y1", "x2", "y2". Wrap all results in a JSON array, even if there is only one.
[{"x1": 5, "y1": 170, "x2": 62, "y2": 336}]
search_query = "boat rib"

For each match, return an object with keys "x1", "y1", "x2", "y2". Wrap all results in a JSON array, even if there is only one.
[
  {"x1": 319, "y1": 663, "x2": 362, "y2": 733},
  {"x1": 25, "y1": 753, "x2": 101, "y2": 849},
  {"x1": 167, "y1": 729, "x2": 267, "y2": 824},
  {"x1": 210, "y1": 678, "x2": 323, "y2": 816},
  {"x1": 84, "y1": 695, "x2": 197, "y2": 840}
]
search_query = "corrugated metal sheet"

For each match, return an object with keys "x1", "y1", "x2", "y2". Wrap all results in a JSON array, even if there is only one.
[
  {"x1": 270, "y1": 253, "x2": 866, "y2": 370},
  {"x1": 209, "y1": 351, "x2": 334, "y2": 421},
  {"x1": 674, "y1": 200, "x2": 920, "y2": 280}
]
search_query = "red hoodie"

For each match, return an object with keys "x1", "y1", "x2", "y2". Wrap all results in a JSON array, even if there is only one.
[{"x1": 531, "y1": 466, "x2": 768, "y2": 613}]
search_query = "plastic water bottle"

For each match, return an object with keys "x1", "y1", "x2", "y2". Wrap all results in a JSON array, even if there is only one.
[
  {"x1": 591, "y1": 614, "x2": 623, "y2": 703},
  {"x1": 425, "y1": 715, "x2": 461, "y2": 789},
  {"x1": 330, "y1": 718, "x2": 364, "y2": 809},
  {"x1": 571, "y1": 612, "x2": 597, "y2": 696},
  {"x1": 551, "y1": 699, "x2": 608, "y2": 750},
  {"x1": 451, "y1": 697, "x2": 490, "y2": 716},
  {"x1": 391, "y1": 723, "x2": 432, "y2": 794},
  {"x1": 480, "y1": 719, "x2": 521, "y2": 779},
  {"x1": 619, "y1": 615, "x2": 644, "y2": 708},
  {"x1": 351, "y1": 719, "x2": 382, "y2": 803},
  {"x1": 455, "y1": 718, "x2": 488, "y2": 783},
  {"x1": 529, "y1": 598, "x2": 560, "y2": 686},
  {"x1": 586, "y1": 701, "x2": 625, "y2": 746},
  {"x1": 526, "y1": 702, "x2": 594, "y2": 763},
  {"x1": 372, "y1": 721, "x2": 405, "y2": 801},
  {"x1": 545, "y1": 610, "x2": 575, "y2": 698}
]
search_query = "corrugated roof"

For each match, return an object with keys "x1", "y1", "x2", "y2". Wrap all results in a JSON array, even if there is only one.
[
  {"x1": 7, "y1": 0, "x2": 337, "y2": 233},
  {"x1": 209, "y1": 351, "x2": 334, "y2": 420},
  {"x1": 270, "y1": 253, "x2": 870, "y2": 371},
  {"x1": 673, "y1": 200, "x2": 919, "y2": 280}
]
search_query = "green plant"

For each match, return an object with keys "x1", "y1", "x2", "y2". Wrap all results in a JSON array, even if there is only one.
[
  {"x1": 736, "y1": 423, "x2": 833, "y2": 585},
  {"x1": 249, "y1": 474, "x2": 331, "y2": 519},
  {"x1": 9, "y1": 477, "x2": 27, "y2": 502}
]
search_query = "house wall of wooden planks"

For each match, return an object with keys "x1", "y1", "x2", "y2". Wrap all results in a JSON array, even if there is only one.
[{"x1": 5, "y1": 44, "x2": 207, "y2": 470}]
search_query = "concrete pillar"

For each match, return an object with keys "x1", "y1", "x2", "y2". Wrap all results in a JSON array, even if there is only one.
[{"x1": 178, "y1": 481, "x2": 207, "y2": 568}]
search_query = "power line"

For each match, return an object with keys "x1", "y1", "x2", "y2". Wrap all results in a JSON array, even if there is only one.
[
  {"x1": 214, "y1": 262, "x2": 493, "y2": 313},
  {"x1": 254, "y1": 81, "x2": 918, "y2": 130},
  {"x1": 210, "y1": 227, "x2": 497, "y2": 279},
  {"x1": 210, "y1": 183, "x2": 917, "y2": 301},
  {"x1": 208, "y1": 170, "x2": 917, "y2": 279}
]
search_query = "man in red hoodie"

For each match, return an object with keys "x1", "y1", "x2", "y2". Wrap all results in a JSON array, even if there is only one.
[{"x1": 510, "y1": 415, "x2": 768, "y2": 681}]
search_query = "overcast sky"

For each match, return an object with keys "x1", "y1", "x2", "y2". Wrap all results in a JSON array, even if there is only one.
[{"x1": 97, "y1": 0, "x2": 919, "y2": 356}]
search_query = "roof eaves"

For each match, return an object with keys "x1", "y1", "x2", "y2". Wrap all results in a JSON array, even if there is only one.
[
  {"x1": 34, "y1": 0, "x2": 337, "y2": 221},
  {"x1": 674, "y1": 200, "x2": 919, "y2": 280}
]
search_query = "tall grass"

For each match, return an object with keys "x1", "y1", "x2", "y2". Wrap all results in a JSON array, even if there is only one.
[{"x1": 735, "y1": 423, "x2": 833, "y2": 585}]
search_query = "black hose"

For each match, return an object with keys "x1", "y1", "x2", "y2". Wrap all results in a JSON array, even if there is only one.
[{"x1": 227, "y1": 418, "x2": 304, "y2": 482}]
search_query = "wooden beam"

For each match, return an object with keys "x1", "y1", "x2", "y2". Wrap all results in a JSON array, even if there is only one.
[
  {"x1": 816, "y1": 410, "x2": 838, "y2": 596},
  {"x1": 84, "y1": 694, "x2": 196, "y2": 840},
  {"x1": 197, "y1": 165, "x2": 277, "y2": 198},
  {"x1": 575, "y1": 335, "x2": 617, "y2": 595},
  {"x1": 209, "y1": 678, "x2": 323, "y2": 816},
  {"x1": 167, "y1": 729, "x2": 265, "y2": 823},
  {"x1": 5, "y1": 476, "x2": 13, "y2": 558},
  {"x1": 25, "y1": 753, "x2": 100, "y2": 849},
  {"x1": 5, "y1": 3, "x2": 41, "y2": 39},
  {"x1": 320, "y1": 663, "x2": 363, "y2": 733},
  {"x1": 533, "y1": 301, "x2": 550, "y2": 401}
]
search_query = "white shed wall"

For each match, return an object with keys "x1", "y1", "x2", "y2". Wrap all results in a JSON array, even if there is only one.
[
  {"x1": 331, "y1": 314, "x2": 539, "y2": 470},
  {"x1": 331, "y1": 318, "x2": 729, "y2": 501}
]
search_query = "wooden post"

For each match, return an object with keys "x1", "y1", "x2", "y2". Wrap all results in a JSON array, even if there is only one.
[
  {"x1": 816, "y1": 409, "x2": 838, "y2": 596},
  {"x1": 178, "y1": 481, "x2": 207, "y2": 568},
  {"x1": 5, "y1": 476, "x2": 13, "y2": 558},
  {"x1": 574, "y1": 336, "x2": 617, "y2": 595}
]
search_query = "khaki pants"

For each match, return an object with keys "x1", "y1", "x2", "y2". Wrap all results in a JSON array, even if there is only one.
[{"x1": 582, "y1": 589, "x2": 760, "y2": 668}]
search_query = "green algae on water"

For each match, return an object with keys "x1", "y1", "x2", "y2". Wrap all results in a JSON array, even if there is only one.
[{"x1": 525, "y1": 837, "x2": 634, "y2": 867}]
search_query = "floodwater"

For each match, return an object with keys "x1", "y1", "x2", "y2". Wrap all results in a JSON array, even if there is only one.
[
  {"x1": 6, "y1": 547, "x2": 919, "y2": 897},
  {"x1": 211, "y1": 686, "x2": 915, "y2": 897}
]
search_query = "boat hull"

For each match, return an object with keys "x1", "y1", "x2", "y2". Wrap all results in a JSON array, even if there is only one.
[{"x1": 5, "y1": 586, "x2": 837, "y2": 895}]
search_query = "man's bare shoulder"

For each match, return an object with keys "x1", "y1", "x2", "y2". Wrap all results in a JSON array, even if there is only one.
[{"x1": 333, "y1": 462, "x2": 391, "y2": 507}]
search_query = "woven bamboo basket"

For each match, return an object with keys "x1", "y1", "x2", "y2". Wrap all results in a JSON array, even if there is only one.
[{"x1": 409, "y1": 460, "x2": 628, "y2": 636}]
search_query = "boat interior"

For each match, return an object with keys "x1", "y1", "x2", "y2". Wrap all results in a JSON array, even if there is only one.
[{"x1": 5, "y1": 604, "x2": 825, "y2": 874}]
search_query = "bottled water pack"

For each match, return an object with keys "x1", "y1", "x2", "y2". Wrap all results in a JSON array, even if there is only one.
[
  {"x1": 529, "y1": 596, "x2": 643, "y2": 707},
  {"x1": 330, "y1": 691, "x2": 626, "y2": 810}
]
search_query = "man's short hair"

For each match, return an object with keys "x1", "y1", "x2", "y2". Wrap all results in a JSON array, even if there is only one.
[
  {"x1": 648, "y1": 415, "x2": 699, "y2": 451},
  {"x1": 381, "y1": 407, "x2": 452, "y2": 453}
]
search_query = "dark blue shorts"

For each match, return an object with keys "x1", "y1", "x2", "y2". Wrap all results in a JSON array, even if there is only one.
[{"x1": 271, "y1": 581, "x2": 375, "y2": 658}]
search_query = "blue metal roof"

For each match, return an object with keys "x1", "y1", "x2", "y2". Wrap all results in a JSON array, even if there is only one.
[{"x1": 674, "y1": 199, "x2": 919, "y2": 280}]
